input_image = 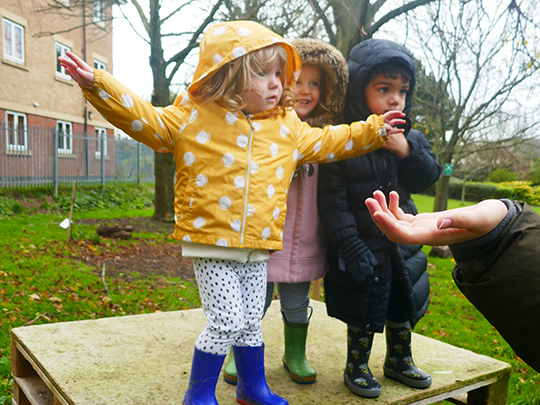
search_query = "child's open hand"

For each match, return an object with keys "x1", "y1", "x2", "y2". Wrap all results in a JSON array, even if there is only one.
[
  {"x1": 365, "y1": 190, "x2": 508, "y2": 246},
  {"x1": 58, "y1": 51, "x2": 95, "y2": 87},
  {"x1": 382, "y1": 110, "x2": 406, "y2": 136}
]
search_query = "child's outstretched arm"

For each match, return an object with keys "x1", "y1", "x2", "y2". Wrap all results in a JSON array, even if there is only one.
[
  {"x1": 365, "y1": 190, "x2": 508, "y2": 246},
  {"x1": 58, "y1": 51, "x2": 95, "y2": 87}
]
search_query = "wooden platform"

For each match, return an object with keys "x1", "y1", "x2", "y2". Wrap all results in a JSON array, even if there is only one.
[{"x1": 11, "y1": 300, "x2": 510, "y2": 405}]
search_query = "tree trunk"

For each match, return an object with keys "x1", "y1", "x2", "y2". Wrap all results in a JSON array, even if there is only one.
[
  {"x1": 152, "y1": 152, "x2": 175, "y2": 221},
  {"x1": 433, "y1": 176, "x2": 450, "y2": 212}
]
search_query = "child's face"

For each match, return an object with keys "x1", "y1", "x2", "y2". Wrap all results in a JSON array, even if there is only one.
[
  {"x1": 364, "y1": 73, "x2": 409, "y2": 115},
  {"x1": 294, "y1": 64, "x2": 321, "y2": 119},
  {"x1": 241, "y1": 57, "x2": 283, "y2": 115}
]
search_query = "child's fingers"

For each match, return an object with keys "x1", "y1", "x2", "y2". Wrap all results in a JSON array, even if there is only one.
[{"x1": 65, "y1": 51, "x2": 90, "y2": 70}]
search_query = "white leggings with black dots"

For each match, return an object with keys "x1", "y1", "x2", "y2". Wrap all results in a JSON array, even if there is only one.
[{"x1": 192, "y1": 258, "x2": 267, "y2": 355}]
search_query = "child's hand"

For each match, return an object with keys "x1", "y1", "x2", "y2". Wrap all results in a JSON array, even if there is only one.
[
  {"x1": 383, "y1": 110, "x2": 406, "y2": 135},
  {"x1": 382, "y1": 132, "x2": 410, "y2": 158},
  {"x1": 365, "y1": 190, "x2": 508, "y2": 246},
  {"x1": 58, "y1": 51, "x2": 95, "y2": 87}
]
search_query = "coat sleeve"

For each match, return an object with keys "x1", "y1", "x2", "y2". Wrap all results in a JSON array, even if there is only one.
[
  {"x1": 81, "y1": 69, "x2": 188, "y2": 153},
  {"x1": 295, "y1": 114, "x2": 387, "y2": 164},
  {"x1": 317, "y1": 161, "x2": 360, "y2": 247},
  {"x1": 396, "y1": 130, "x2": 441, "y2": 192}
]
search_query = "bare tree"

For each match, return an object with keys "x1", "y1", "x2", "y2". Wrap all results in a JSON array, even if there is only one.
[
  {"x1": 406, "y1": 0, "x2": 540, "y2": 210},
  {"x1": 304, "y1": 0, "x2": 439, "y2": 56}
]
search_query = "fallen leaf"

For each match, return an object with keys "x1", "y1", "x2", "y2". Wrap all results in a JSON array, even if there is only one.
[{"x1": 29, "y1": 293, "x2": 40, "y2": 301}]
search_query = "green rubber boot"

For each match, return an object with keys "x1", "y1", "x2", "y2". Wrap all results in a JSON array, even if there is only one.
[
  {"x1": 282, "y1": 320, "x2": 317, "y2": 384},
  {"x1": 222, "y1": 348, "x2": 237, "y2": 385}
]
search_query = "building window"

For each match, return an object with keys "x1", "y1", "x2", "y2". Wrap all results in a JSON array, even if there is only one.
[
  {"x1": 94, "y1": 59, "x2": 106, "y2": 70},
  {"x1": 3, "y1": 18, "x2": 25, "y2": 64},
  {"x1": 94, "y1": 0, "x2": 105, "y2": 26},
  {"x1": 6, "y1": 111, "x2": 27, "y2": 151},
  {"x1": 95, "y1": 127, "x2": 107, "y2": 158},
  {"x1": 57, "y1": 121, "x2": 73, "y2": 154},
  {"x1": 55, "y1": 42, "x2": 71, "y2": 80}
]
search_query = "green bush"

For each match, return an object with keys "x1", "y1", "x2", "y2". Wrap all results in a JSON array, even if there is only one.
[
  {"x1": 488, "y1": 168, "x2": 515, "y2": 183},
  {"x1": 0, "y1": 197, "x2": 23, "y2": 215},
  {"x1": 446, "y1": 178, "x2": 540, "y2": 205}
]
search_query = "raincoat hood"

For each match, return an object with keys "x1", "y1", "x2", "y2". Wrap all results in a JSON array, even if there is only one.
[
  {"x1": 344, "y1": 39, "x2": 416, "y2": 123},
  {"x1": 188, "y1": 20, "x2": 302, "y2": 95},
  {"x1": 292, "y1": 38, "x2": 348, "y2": 128}
]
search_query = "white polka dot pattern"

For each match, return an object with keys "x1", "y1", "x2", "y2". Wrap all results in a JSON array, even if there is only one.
[
  {"x1": 222, "y1": 153, "x2": 235, "y2": 167},
  {"x1": 272, "y1": 207, "x2": 280, "y2": 220},
  {"x1": 233, "y1": 47, "x2": 246, "y2": 58},
  {"x1": 270, "y1": 143, "x2": 278, "y2": 157},
  {"x1": 231, "y1": 219, "x2": 241, "y2": 232},
  {"x1": 237, "y1": 134, "x2": 248, "y2": 147},
  {"x1": 189, "y1": 109, "x2": 198, "y2": 123},
  {"x1": 130, "y1": 120, "x2": 143, "y2": 132},
  {"x1": 196, "y1": 131, "x2": 211, "y2": 144},
  {"x1": 266, "y1": 185, "x2": 275, "y2": 199},
  {"x1": 183, "y1": 152, "x2": 195, "y2": 166},
  {"x1": 218, "y1": 196, "x2": 232, "y2": 210},
  {"x1": 280, "y1": 125, "x2": 289, "y2": 138},
  {"x1": 216, "y1": 239, "x2": 228, "y2": 247},
  {"x1": 196, "y1": 174, "x2": 208, "y2": 187},
  {"x1": 226, "y1": 112, "x2": 238, "y2": 125},
  {"x1": 193, "y1": 217, "x2": 206, "y2": 229},
  {"x1": 276, "y1": 166, "x2": 284, "y2": 179},
  {"x1": 121, "y1": 93, "x2": 134, "y2": 108},
  {"x1": 234, "y1": 176, "x2": 245, "y2": 189},
  {"x1": 262, "y1": 227, "x2": 271, "y2": 240}
]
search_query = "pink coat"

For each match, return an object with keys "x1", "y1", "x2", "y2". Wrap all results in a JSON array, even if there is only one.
[
  {"x1": 267, "y1": 164, "x2": 327, "y2": 283},
  {"x1": 266, "y1": 38, "x2": 348, "y2": 283}
]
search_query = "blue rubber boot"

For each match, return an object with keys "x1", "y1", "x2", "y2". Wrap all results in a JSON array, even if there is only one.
[
  {"x1": 182, "y1": 347, "x2": 226, "y2": 405},
  {"x1": 233, "y1": 345, "x2": 289, "y2": 405}
]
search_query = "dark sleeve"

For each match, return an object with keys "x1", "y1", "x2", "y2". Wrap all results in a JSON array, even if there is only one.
[
  {"x1": 449, "y1": 199, "x2": 516, "y2": 273},
  {"x1": 317, "y1": 161, "x2": 359, "y2": 247},
  {"x1": 397, "y1": 130, "x2": 442, "y2": 192}
]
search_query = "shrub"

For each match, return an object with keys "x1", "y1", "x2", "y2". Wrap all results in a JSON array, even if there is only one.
[{"x1": 488, "y1": 168, "x2": 515, "y2": 183}]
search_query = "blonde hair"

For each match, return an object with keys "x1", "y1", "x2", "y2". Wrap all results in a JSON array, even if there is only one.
[{"x1": 195, "y1": 44, "x2": 295, "y2": 111}]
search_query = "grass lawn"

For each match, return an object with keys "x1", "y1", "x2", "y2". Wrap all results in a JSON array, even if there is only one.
[{"x1": 1, "y1": 189, "x2": 539, "y2": 404}]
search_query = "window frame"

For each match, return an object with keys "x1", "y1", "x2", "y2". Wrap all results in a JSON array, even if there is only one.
[
  {"x1": 3, "y1": 18, "x2": 25, "y2": 65},
  {"x1": 55, "y1": 42, "x2": 72, "y2": 80},
  {"x1": 95, "y1": 127, "x2": 107, "y2": 159},
  {"x1": 93, "y1": 0, "x2": 106, "y2": 26},
  {"x1": 57, "y1": 120, "x2": 73, "y2": 154},
  {"x1": 5, "y1": 111, "x2": 28, "y2": 151},
  {"x1": 94, "y1": 59, "x2": 106, "y2": 71}
]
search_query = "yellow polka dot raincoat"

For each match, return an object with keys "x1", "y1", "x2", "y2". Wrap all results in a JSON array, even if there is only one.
[{"x1": 82, "y1": 21, "x2": 387, "y2": 252}]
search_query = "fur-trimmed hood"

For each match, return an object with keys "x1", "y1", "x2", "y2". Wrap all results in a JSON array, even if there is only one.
[{"x1": 292, "y1": 38, "x2": 348, "y2": 128}]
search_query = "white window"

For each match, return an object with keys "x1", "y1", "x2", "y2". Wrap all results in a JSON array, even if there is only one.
[
  {"x1": 94, "y1": 59, "x2": 106, "y2": 70},
  {"x1": 57, "y1": 121, "x2": 73, "y2": 154},
  {"x1": 3, "y1": 18, "x2": 25, "y2": 64},
  {"x1": 55, "y1": 42, "x2": 71, "y2": 80},
  {"x1": 95, "y1": 127, "x2": 107, "y2": 158},
  {"x1": 6, "y1": 111, "x2": 27, "y2": 151},
  {"x1": 94, "y1": 0, "x2": 105, "y2": 25}
]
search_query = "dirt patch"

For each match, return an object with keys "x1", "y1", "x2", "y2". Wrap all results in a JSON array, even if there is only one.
[{"x1": 74, "y1": 217, "x2": 195, "y2": 282}]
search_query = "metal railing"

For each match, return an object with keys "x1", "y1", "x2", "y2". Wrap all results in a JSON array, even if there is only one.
[{"x1": 0, "y1": 122, "x2": 155, "y2": 191}]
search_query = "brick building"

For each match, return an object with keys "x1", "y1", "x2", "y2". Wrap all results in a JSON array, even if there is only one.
[{"x1": 0, "y1": 0, "x2": 118, "y2": 186}]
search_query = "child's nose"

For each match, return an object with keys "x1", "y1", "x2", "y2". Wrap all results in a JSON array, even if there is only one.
[{"x1": 269, "y1": 74, "x2": 280, "y2": 88}]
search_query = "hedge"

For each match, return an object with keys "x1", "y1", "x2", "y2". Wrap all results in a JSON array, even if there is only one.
[{"x1": 444, "y1": 178, "x2": 540, "y2": 206}]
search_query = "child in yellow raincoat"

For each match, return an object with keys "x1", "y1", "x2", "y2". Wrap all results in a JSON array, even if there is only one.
[{"x1": 59, "y1": 20, "x2": 404, "y2": 405}]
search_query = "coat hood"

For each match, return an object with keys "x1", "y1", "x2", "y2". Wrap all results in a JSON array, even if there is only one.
[
  {"x1": 188, "y1": 20, "x2": 302, "y2": 96},
  {"x1": 291, "y1": 38, "x2": 348, "y2": 127},
  {"x1": 344, "y1": 39, "x2": 416, "y2": 123}
]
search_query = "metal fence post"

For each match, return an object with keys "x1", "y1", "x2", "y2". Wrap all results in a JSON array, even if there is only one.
[
  {"x1": 53, "y1": 128, "x2": 58, "y2": 196},
  {"x1": 137, "y1": 142, "x2": 141, "y2": 186},
  {"x1": 101, "y1": 132, "x2": 105, "y2": 190}
]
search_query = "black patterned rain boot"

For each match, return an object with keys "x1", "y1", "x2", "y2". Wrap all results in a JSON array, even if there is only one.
[
  {"x1": 383, "y1": 324, "x2": 432, "y2": 388},
  {"x1": 343, "y1": 326, "x2": 381, "y2": 398}
]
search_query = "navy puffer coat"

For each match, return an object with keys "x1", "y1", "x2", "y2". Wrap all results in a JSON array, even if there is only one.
[{"x1": 317, "y1": 39, "x2": 442, "y2": 332}]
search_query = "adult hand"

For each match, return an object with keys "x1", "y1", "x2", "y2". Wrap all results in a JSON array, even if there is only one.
[
  {"x1": 58, "y1": 51, "x2": 95, "y2": 87},
  {"x1": 365, "y1": 190, "x2": 508, "y2": 246}
]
